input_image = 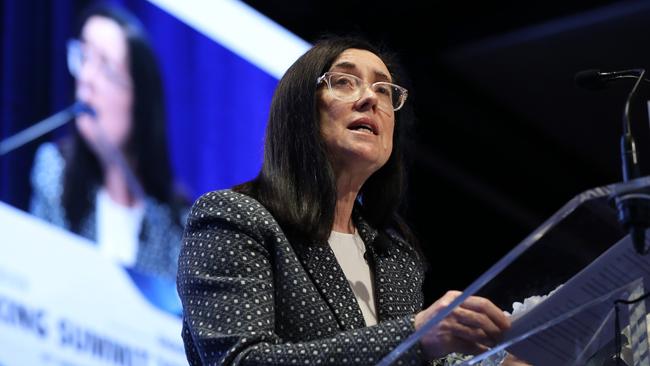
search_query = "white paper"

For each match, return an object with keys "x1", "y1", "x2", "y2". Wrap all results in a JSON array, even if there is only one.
[{"x1": 504, "y1": 234, "x2": 650, "y2": 365}]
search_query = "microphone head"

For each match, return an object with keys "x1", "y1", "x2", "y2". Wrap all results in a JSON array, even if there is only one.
[
  {"x1": 574, "y1": 69, "x2": 607, "y2": 90},
  {"x1": 72, "y1": 101, "x2": 97, "y2": 118}
]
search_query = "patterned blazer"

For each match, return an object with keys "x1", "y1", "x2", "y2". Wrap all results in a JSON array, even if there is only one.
[
  {"x1": 177, "y1": 189, "x2": 427, "y2": 365},
  {"x1": 29, "y1": 142, "x2": 186, "y2": 282}
]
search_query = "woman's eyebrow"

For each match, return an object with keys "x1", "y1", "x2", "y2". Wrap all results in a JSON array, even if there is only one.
[{"x1": 331, "y1": 62, "x2": 391, "y2": 82}]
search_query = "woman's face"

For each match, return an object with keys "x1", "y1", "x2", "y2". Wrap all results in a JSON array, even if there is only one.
[
  {"x1": 75, "y1": 15, "x2": 134, "y2": 152},
  {"x1": 318, "y1": 48, "x2": 395, "y2": 179}
]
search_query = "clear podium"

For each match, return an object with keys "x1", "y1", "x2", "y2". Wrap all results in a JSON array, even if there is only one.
[
  {"x1": 380, "y1": 177, "x2": 650, "y2": 366},
  {"x1": 478, "y1": 176, "x2": 650, "y2": 366}
]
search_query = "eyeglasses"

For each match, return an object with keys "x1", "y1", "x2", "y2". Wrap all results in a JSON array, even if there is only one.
[
  {"x1": 316, "y1": 71, "x2": 408, "y2": 111},
  {"x1": 66, "y1": 39, "x2": 131, "y2": 89}
]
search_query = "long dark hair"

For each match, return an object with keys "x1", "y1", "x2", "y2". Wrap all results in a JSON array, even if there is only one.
[
  {"x1": 62, "y1": 3, "x2": 182, "y2": 232},
  {"x1": 236, "y1": 36, "x2": 416, "y2": 246}
]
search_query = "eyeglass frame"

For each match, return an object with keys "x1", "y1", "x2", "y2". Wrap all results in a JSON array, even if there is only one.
[
  {"x1": 66, "y1": 38, "x2": 132, "y2": 89},
  {"x1": 316, "y1": 71, "x2": 408, "y2": 111}
]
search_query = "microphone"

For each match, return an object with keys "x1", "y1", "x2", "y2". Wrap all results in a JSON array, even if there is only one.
[
  {"x1": 576, "y1": 68, "x2": 650, "y2": 254},
  {"x1": 0, "y1": 101, "x2": 95, "y2": 156},
  {"x1": 574, "y1": 68, "x2": 648, "y2": 90}
]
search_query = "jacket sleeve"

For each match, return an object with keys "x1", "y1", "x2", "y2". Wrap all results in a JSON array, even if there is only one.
[{"x1": 177, "y1": 191, "x2": 424, "y2": 366}]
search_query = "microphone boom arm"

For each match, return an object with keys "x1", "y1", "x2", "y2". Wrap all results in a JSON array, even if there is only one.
[{"x1": 0, "y1": 101, "x2": 94, "y2": 156}]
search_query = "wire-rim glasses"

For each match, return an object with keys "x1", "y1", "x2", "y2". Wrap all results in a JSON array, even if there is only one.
[{"x1": 66, "y1": 39, "x2": 131, "y2": 89}]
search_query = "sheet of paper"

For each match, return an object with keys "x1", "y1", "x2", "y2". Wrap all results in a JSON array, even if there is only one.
[{"x1": 504, "y1": 235, "x2": 650, "y2": 365}]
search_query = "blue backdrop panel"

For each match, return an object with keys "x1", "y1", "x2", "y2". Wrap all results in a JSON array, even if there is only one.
[{"x1": 129, "y1": 0, "x2": 277, "y2": 198}]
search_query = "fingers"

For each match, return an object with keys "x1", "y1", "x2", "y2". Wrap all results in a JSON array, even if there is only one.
[
  {"x1": 436, "y1": 291, "x2": 510, "y2": 333},
  {"x1": 417, "y1": 310, "x2": 491, "y2": 359},
  {"x1": 420, "y1": 291, "x2": 511, "y2": 354},
  {"x1": 460, "y1": 295, "x2": 511, "y2": 332},
  {"x1": 454, "y1": 306, "x2": 503, "y2": 345},
  {"x1": 439, "y1": 314, "x2": 494, "y2": 348}
]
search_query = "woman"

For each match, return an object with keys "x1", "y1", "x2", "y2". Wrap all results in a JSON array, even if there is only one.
[
  {"x1": 177, "y1": 36, "x2": 511, "y2": 365},
  {"x1": 30, "y1": 4, "x2": 187, "y2": 282}
]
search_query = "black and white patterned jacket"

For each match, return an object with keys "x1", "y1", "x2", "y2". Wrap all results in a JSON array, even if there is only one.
[{"x1": 177, "y1": 189, "x2": 427, "y2": 365}]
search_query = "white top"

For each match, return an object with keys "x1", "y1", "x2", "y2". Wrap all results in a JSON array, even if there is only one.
[
  {"x1": 95, "y1": 189, "x2": 144, "y2": 267},
  {"x1": 328, "y1": 230, "x2": 377, "y2": 326}
]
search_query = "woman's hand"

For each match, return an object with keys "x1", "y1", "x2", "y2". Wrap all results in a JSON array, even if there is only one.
[{"x1": 415, "y1": 290, "x2": 511, "y2": 360}]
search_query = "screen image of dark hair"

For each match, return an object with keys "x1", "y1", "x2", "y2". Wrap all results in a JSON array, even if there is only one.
[
  {"x1": 177, "y1": 36, "x2": 521, "y2": 365},
  {"x1": 29, "y1": 3, "x2": 188, "y2": 282}
]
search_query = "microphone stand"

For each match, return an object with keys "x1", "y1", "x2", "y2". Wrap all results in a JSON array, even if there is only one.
[
  {"x1": 615, "y1": 69, "x2": 650, "y2": 255},
  {"x1": 0, "y1": 101, "x2": 95, "y2": 156}
]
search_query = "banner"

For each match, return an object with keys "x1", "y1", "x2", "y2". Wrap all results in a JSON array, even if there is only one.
[{"x1": 0, "y1": 202, "x2": 186, "y2": 366}]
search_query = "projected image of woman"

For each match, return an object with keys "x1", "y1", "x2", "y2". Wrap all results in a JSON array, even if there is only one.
[{"x1": 29, "y1": 3, "x2": 188, "y2": 282}]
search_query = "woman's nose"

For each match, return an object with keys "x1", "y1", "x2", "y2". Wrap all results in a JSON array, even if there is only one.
[
  {"x1": 355, "y1": 84, "x2": 379, "y2": 111},
  {"x1": 77, "y1": 58, "x2": 96, "y2": 83}
]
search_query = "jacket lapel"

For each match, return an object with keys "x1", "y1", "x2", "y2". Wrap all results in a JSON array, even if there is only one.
[
  {"x1": 294, "y1": 241, "x2": 367, "y2": 331},
  {"x1": 354, "y1": 215, "x2": 389, "y2": 321},
  {"x1": 294, "y1": 212, "x2": 418, "y2": 330},
  {"x1": 355, "y1": 215, "x2": 421, "y2": 321}
]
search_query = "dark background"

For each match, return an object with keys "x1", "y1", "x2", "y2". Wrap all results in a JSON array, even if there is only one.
[{"x1": 240, "y1": 0, "x2": 650, "y2": 307}]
